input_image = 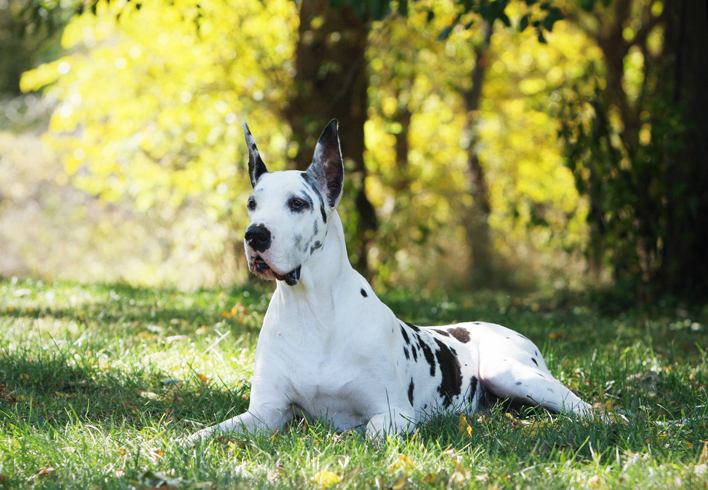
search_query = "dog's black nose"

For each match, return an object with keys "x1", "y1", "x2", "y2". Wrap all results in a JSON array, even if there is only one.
[{"x1": 245, "y1": 225, "x2": 271, "y2": 252}]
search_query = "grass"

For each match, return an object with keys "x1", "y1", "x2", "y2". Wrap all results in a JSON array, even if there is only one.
[{"x1": 0, "y1": 278, "x2": 707, "y2": 489}]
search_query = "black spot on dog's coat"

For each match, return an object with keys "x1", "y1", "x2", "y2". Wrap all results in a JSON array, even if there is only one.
[
  {"x1": 531, "y1": 358, "x2": 539, "y2": 367},
  {"x1": 468, "y1": 376, "x2": 478, "y2": 404},
  {"x1": 433, "y1": 339, "x2": 462, "y2": 408},
  {"x1": 399, "y1": 325, "x2": 411, "y2": 345},
  {"x1": 433, "y1": 329, "x2": 450, "y2": 337},
  {"x1": 408, "y1": 379, "x2": 415, "y2": 406},
  {"x1": 403, "y1": 346, "x2": 410, "y2": 359},
  {"x1": 404, "y1": 322, "x2": 420, "y2": 332},
  {"x1": 418, "y1": 339, "x2": 436, "y2": 376},
  {"x1": 448, "y1": 327, "x2": 471, "y2": 343}
]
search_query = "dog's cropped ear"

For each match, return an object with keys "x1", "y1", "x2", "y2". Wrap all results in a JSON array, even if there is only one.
[
  {"x1": 243, "y1": 122, "x2": 268, "y2": 188},
  {"x1": 307, "y1": 119, "x2": 344, "y2": 208}
]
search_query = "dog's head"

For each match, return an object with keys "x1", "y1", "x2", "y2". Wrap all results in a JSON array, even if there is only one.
[{"x1": 242, "y1": 119, "x2": 343, "y2": 286}]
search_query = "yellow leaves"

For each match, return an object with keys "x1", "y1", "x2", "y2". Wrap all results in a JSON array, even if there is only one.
[
  {"x1": 459, "y1": 414, "x2": 473, "y2": 438},
  {"x1": 390, "y1": 473, "x2": 409, "y2": 490},
  {"x1": 520, "y1": 420, "x2": 553, "y2": 437},
  {"x1": 222, "y1": 301, "x2": 250, "y2": 320},
  {"x1": 591, "y1": 399, "x2": 629, "y2": 424},
  {"x1": 25, "y1": 0, "x2": 295, "y2": 235},
  {"x1": 311, "y1": 470, "x2": 340, "y2": 488},
  {"x1": 587, "y1": 474, "x2": 602, "y2": 487},
  {"x1": 20, "y1": 59, "x2": 69, "y2": 93},
  {"x1": 387, "y1": 454, "x2": 415, "y2": 474}
]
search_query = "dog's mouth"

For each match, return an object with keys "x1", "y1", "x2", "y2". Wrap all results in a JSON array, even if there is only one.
[{"x1": 252, "y1": 256, "x2": 301, "y2": 286}]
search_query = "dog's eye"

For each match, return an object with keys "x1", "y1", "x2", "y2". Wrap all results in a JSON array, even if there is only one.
[
  {"x1": 247, "y1": 197, "x2": 256, "y2": 211},
  {"x1": 288, "y1": 198, "x2": 309, "y2": 212}
]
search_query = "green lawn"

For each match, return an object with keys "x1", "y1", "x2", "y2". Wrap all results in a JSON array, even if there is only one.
[{"x1": 1, "y1": 278, "x2": 706, "y2": 489}]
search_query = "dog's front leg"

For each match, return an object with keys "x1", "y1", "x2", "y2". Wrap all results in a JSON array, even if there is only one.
[
  {"x1": 365, "y1": 407, "x2": 415, "y2": 439},
  {"x1": 187, "y1": 404, "x2": 293, "y2": 443}
]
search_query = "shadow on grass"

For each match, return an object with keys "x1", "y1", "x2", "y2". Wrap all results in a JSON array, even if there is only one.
[{"x1": 0, "y1": 347, "x2": 250, "y2": 433}]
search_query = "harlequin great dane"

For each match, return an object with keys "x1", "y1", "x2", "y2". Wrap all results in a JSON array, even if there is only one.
[{"x1": 188, "y1": 119, "x2": 592, "y2": 441}]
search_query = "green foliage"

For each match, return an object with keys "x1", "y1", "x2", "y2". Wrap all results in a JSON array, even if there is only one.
[
  {"x1": 1, "y1": 279, "x2": 707, "y2": 487},
  {"x1": 558, "y1": 70, "x2": 686, "y2": 287},
  {"x1": 554, "y1": 0, "x2": 694, "y2": 297}
]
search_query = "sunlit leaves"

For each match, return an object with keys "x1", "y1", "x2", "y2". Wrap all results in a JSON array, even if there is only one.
[
  {"x1": 19, "y1": 0, "x2": 607, "y2": 288},
  {"x1": 22, "y1": 0, "x2": 297, "y2": 237}
]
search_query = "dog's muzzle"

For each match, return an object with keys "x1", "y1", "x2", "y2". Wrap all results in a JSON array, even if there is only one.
[
  {"x1": 245, "y1": 225, "x2": 271, "y2": 252},
  {"x1": 245, "y1": 225, "x2": 302, "y2": 286}
]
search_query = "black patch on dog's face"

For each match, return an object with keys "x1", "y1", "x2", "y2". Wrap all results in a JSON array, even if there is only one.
[
  {"x1": 310, "y1": 240, "x2": 323, "y2": 255},
  {"x1": 300, "y1": 172, "x2": 327, "y2": 224},
  {"x1": 434, "y1": 339, "x2": 462, "y2": 408},
  {"x1": 448, "y1": 327, "x2": 471, "y2": 344}
]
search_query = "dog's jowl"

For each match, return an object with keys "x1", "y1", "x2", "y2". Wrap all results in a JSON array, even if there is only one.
[{"x1": 188, "y1": 119, "x2": 592, "y2": 441}]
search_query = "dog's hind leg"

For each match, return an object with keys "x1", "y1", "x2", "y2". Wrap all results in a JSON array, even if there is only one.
[
  {"x1": 482, "y1": 361, "x2": 591, "y2": 415},
  {"x1": 478, "y1": 337, "x2": 592, "y2": 416}
]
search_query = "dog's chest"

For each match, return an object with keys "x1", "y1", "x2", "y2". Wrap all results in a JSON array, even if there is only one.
[{"x1": 260, "y1": 323, "x2": 382, "y2": 409}]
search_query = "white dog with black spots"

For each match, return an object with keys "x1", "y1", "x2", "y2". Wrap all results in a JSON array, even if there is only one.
[{"x1": 187, "y1": 119, "x2": 592, "y2": 441}]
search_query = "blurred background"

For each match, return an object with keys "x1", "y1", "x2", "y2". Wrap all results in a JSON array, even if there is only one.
[{"x1": 0, "y1": 0, "x2": 705, "y2": 299}]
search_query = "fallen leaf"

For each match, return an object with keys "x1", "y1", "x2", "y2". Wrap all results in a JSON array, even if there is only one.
[
  {"x1": 391, "y1": 474, "x2": 409, "y2": 490},
  {"x1": 312, "y1": 470, "x2": 340, "y2": 488},
  {"x1": 520, "y1": 420, "x2": 552, "y2": 436},
  {"x1": 36, "y1": 463, "x2": 56, "y2": 477},
  {"x1": 698, "y1": 441, "x2": 708, "y2": 465},
  {"x1": 459, "y1": 414, "x2": 473, "y2": 438},
  {"x1": 0, "y1": 385, "x2": 17, "y2": 403},
  {"x1": 387, "y1": 454, "x2": 414, "y2": 473},
  {"x1": 422, "y1": 473, "x2": 437, "y2": 484}
]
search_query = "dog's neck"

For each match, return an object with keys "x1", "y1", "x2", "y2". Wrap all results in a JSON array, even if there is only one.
[{"x1": 273, "y1": 210, "x2": 355, "y2": 312}]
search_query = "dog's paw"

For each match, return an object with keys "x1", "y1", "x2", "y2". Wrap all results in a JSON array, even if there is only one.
[{"x1": 177, "y1": 427, "x2": 215, "y2": 447}]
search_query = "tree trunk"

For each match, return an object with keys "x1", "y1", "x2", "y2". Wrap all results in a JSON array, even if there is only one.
[
  {"x1": 657, "y1": 0, "x2": 708, "y2": 299},
  {"x1": 284, "y1": 0, "x2": 376, "y2": 277},
  {"x1": 460, "y1": 22, "x2": 496, "y2": 287}
]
